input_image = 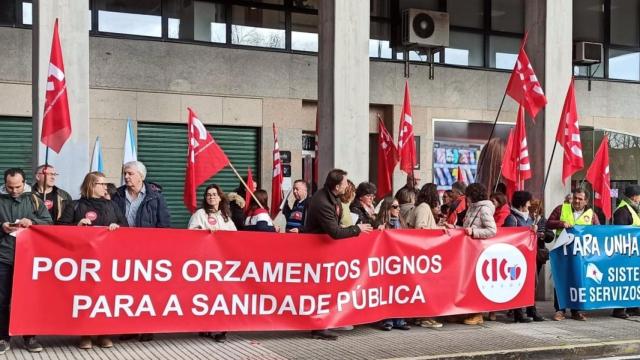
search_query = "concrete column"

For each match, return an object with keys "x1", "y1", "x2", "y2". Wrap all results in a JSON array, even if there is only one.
[
  {"x1": 526, "y1": 0, "x2": 573, "y2": 300},
  {"x1": 317, "y1": 0, "x2": 370, "y2": 185},
  {"x1": 32, "y1": 0, "x2": 90, "y2": 197}
]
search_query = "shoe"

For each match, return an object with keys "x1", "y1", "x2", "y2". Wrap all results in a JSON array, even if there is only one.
[
  {"x1": 528, "y1": 313, "x2": 546, "y2": 322},
  {"x1": 513, "y1": 309, "x2": 533, "y2": 323},
  {"x1": 78, "y1": 336, "x2": 92, "y2": 350},
  {"x1": 198, "y1": 332, "x2": 212, "y2": 337},
  {"x1": 627, "y1": 308, "x2": 640, "y2": 316},
  {"x1": 419, "y1": 318, "x2": 443, "y2": 328},
  {"x1": 0, "y1": 340, "x2": 10, "y2": 355},
  {"x1": 380, "y1": 323, "x2": 392, "y2": 331},
  {"x1": 97, "y1": 336, "x2": 113, "y2": 348},
  {"x1": 571, "y1": 312, "x2": 587, "y2": 321},
  {"x1": 213, "y1": 333, "x2": 227, "y2": 343},
  {"x1": 119, "y1": 334, "x2": 138, "y2": 341},
  {"x1": 552, "y1": 311, "x2": 565, "y2": 321},
  {"x1": 612, "y1": 309, "x2": 629, "y2": 319},
  {"x1": 311, "y1": 330, "x2": 338, "y2": 340},
  {"x1": 139, "y1": 334, "x2": 154, "y2": 342},
  {"x1": 487, "y1": 312, "x2": 497, "y2": 321},
  {"x1": 463, "y1": 314, "x2": 483, "y2": 325},
  {"x1": 24, "y1": 337, "x2": 43, "y2": 353}
]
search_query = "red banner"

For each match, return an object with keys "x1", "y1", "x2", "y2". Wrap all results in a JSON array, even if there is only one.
[{"x1": 10, "y1": 226, "x2": 535, "y2": 335}]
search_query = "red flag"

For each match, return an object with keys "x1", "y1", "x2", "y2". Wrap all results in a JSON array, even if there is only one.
[
  {"x1": 501, "y1": 106, "x2": 532, "y2": 199},
  {"x1": 398, "y1": 80, "x2": 416, "y2": 174},
  {"x1": 271, "y1": 123, "x2": 283, "y2": 218},
  {"x1": 556, "y1": 79, "x2": 584, "y2": 185},
  {"x1": 457, "y1": 166, "x2": 467, "y2": 185},
  {"x1": 244, "y1": 167, "x2": 255, "y2": 213},
  {"x1": 505, "y1": 36, "x2": 547, "y2": 120},
  {"x1": 585, "y1": 135, "x2": 611, "y2": 220},
  {"x1": 377, "y1": 117, "x2": 398, "y2": 198},
  {"x1": 40, "y1": 19, "x2": 72, "y2": 153},
  {"x1": 183, "y1": 108, "x2": 230, "y2": 213}
]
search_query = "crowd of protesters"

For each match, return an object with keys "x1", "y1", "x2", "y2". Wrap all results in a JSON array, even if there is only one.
[{"x1": 0, "y1": 162, "x2": 638, "y2": 352}]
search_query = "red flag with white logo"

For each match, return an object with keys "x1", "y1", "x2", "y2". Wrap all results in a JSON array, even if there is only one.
[
  {"x1": 271, "y1": 123, "x2": 283, "y2": 218},
  {"x1": 183, "y1": 108, "x2": 230, "y2": 213},
  {"x1": 501, "y1": 106, "x2": 532, "y2": 199},
  {"x1": 586, "y1": 135, "x2": 611, "y2": 220},
  {"x1": 377, "y1": 117, "x2": 398, "y2": 198},
  {"x1": 505, "y1": 36, "x2": 547, "y2": 120},
  {"x1": 244, "y1": 167, "x2": 255, "y2": 213},
  {"x1": 40, "y1": 19, "x2": 72, "y2": 153},
  {"x1": 556, "y1": 79, "x2": 584, "y2": 185},
  {"x1": 398, "y1": 81, "x2": 416, "y2": 174}
]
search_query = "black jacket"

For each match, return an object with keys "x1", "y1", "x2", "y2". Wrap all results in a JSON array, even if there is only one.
[
  {"x1": 31, "y1": 185, "x2": 72, "y2": 222},
  {"x1": 349, "y1": 201, "x2": 375, "y2": 225},
  {"x1": 112, "y1": 182, "x2": 171, "y2": 228},
  {"x1": 613, "y1": 198, "x2": 639, "y2": 226},
  {"x1": 303, "y1": 187, "x2": 360, "y2": 239},
  {"x1": 58, "y1": 197, "x2": 128, "y2": 227}
]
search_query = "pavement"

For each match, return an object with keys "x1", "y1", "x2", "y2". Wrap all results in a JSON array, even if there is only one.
[{"x1": 4, "y1": 301, "x2": 640, "y2": 360}]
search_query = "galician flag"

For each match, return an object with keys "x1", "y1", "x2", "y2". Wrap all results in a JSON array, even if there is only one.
[
  {"x1": 90, "y1": 137, "x2": 104, "y2": 173},
  {"x1": 123, "y1": 118, "x2": 137, "y2": 163}
]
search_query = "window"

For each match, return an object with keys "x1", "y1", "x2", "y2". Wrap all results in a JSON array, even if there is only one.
[
  {"x1": 573, "y1": 0, "x2": 604, "y2": 42},
  {"x1": 292, "y1": 12, "x2": 317, "y2": 52},
  {"x1": 445, "y1": 31, "x2": 483, "y2": 67},
  {"x1": 610, "y1": 0, "x2": 639, "y2": 47},
  {"x1": 491, "y1": 0, "x2": 524, "y2": 33},
  {"x1": 574, "y1": 0, "x2": 640, "y2": 81},
  {"x1": 489, "y1": 35, "x2": 519, "y2": 69},
  {"x1": 21, "y1": 1, "x2": 31, "y2": 26},
  {"x1": 231, "y1": 6, "x2": 285, "y2": 49},
  {"x1": 448, "y1": 0, "x2": 484, "y2": 29},
  {"x1": 0, "y1": 1, "x2": 15, "y2": 25},
  {"x1": 96, "y1": 0, "x2": 162, "y2": 37},
  {"x1": 166, "y1": 1, "x2": 225, "y2": 43},
  {"x1": 370, "y1": 20, "x2": 392, "y2": 59}
]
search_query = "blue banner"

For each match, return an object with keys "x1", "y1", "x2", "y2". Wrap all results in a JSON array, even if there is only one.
[{"x1": 551, "y1": 225, "x2": 640, "y2": 310}]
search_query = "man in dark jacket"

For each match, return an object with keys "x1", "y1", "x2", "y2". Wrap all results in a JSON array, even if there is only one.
[
  {"x1": 112, "y1": 161, "x2": 170, "y2": 342},
  {"x1": 303, "y1": 169, "x2": 372, "y2": 339},
  {"x1": 282, "y1": 179, "x2": 309, "y2": 232},
  {"x1": 112, "y1": 161, "x2": 171, "y2": 229},
  {"x1": 612, "y1": 185, "x2": 640, "y2": 319},
  {"x1": 0, "y1": 168, "x2": 52, "y2": 354},
  {"x1": 31, "y1": 165, "x2": 72, "y2": 222}
]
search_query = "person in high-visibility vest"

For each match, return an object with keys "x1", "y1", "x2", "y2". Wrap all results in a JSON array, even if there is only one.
[
  {"x1": 611, "y1": 185, "x2": 640, "y2": 319},
  {"x1": 547, "y1": 187, "x2": 600, "y2": 321}
]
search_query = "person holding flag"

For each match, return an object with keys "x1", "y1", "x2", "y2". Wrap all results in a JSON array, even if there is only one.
[{"x1": 547, "y1": 187, "x2": 599, "y2": 322}]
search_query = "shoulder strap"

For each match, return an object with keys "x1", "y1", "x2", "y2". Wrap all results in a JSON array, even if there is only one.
[{"x1": 30, "y1": 194, "x2": 40, "y2": 210}]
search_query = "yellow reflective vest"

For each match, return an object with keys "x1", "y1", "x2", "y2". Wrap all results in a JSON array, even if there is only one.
[
  {"x1": 615, "y1": 200, "x2": 640, "y2": 226},
  {"x1": 557, "y1": 203, "x2": 594, "y2": 235}
]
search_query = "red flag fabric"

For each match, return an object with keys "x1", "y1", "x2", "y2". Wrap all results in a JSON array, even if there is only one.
[
  {"x1": 40, "y1": 19, "x2": 72, "y2": 153},
  {"x1": 505, "y1": 38, "x2": 547, "y2": 120},
  {"x1": 183, "y1": 108, "x2": 230, "y2": 213},
  {"x1": 398, "y1": 81, "x2": 416, "y2": 174},
  {"x1": 585, "y1": 135, "x2": 611, "y2": 220},
  {"x1": 501, "y1": 106, "x2": 532, "y2": 199},
  {"x1": 244, "y1": 167, "x2": 255, "y2": 213},
  {"x1": 376, "y1": 117, "x2": 398, "y2": 198},
  {"x1": 556, "y1": 79, "x2": 584, "y2": 185},
  {"x1": 457, "y1": 166, "x2": 468, "y2": 185},
  {"x1": 271, "y1": 123, "x2": 283, "y2": 218}
]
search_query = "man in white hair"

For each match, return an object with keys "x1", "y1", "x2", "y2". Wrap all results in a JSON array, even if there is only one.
[{"x1": 112, "y1": 161, "x2": 171, "y2": 342}]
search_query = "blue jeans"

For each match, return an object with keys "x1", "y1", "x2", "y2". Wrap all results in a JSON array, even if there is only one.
[{"x1": 382, "y1": 319, "x2": 407, "y2": 327}]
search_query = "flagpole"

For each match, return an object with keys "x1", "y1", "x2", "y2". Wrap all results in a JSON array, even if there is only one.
[
  {"x1": 228, "y1": 162, "x2": 264, "y2": 209},
  {"x1": 42, "y1": 147, "x2": 50, "y2": 207},
  {"x1": 541, "y1": 141, "x2": 559, "y2": 195},
  {"x1": 485, "y1": 91, "x2": 507, "y2": 148}
]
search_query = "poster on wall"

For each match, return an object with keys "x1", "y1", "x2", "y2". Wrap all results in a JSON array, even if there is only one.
[{"x1": 433, "y1": 142, "x2": 482, "y2": 190}]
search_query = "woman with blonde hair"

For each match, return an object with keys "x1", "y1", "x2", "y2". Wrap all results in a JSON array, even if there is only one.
[{"x1": 58, "y1": 171, "x2": 126, "y2": 349}]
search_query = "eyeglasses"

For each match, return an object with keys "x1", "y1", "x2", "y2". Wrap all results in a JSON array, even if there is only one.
[
  {"x1": 39, "y1": 172, "x2": 60, "y2": 176},
  {"x1": 391, "y1": 205, "x2": 400, "y2": 209}
]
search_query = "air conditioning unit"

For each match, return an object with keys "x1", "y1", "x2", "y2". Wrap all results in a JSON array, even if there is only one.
[
  {"x1": 574, "y1": 41, "x2": 603, "y2": 64},
  {"x1": 402, "y1": 9, "x2": 449, "y2": 48}
]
